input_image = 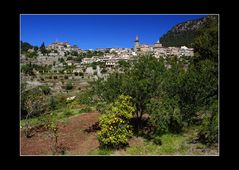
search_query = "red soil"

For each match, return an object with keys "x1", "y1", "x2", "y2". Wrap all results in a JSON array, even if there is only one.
[{"x1": 20, "y1": 112, "x2": 100, "y2": 155}]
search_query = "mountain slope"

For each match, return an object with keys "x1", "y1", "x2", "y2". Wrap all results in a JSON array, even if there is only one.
[{"x1": 160, "y1": 15, "x2": 218, "y2": 47}]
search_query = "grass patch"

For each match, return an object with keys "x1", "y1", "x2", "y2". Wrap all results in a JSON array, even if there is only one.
[
  {"x1": 127, "y1": 141, "x2": 159, "y2": 155},
  {"x1": 88, "y1": 148, "x2": 113, "y2": 155},
  {"x1": 125, "y1": 126, "x2": 218, "y2": 155},
  {"x1": 20, "y1": 107, "x2": 91, "y2": 129},
  {"x1": 158, "y1": 134, "x2": 188, "y2": 155},
  {"x1": 20, "y1": 117, "x2": 43, "y2": 128},
  {"x1": 78, "y1": 107, "x2": 93, "y2": 114},
  {"x1": 126, "y1": 134, "x2": 188, "y2": 155}
]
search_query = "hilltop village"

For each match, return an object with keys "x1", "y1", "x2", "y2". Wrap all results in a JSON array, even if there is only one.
[
  {"x1": 20, "y1": 36, "x2": 194, "y2": 92},
  {"x1": 21, "y1": 36, "x2": 193, "y2": 68}
]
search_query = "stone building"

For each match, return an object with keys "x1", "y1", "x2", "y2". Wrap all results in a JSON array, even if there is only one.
[{"x1": 134, "y1": 35, "x2": 163, "y2": 52}]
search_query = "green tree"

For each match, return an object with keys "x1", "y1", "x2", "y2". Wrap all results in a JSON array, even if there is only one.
[
  {"x1": 197, "y1": 100, "x2": 218, "y2": 145},
  {"x1": 25, "y1": 51, "x2": 37, "y2": 58},
  {"x1": 21, "y1": 41, "x2": 33, "y2": 54},
  {"x1": 66, "y1": 80, "x2": 73, "y2": 90},
  {"x1": 71, "y1": 51, "x2": 78, "y2": 56},
  {"x1": 94, "y1": 72, "x2": 124, "y2": 102},
  {"x1": 177, "y1": 59, "x2": 218, "y2": 124},
  {"x1": 40, "y1": 85, "x2": 51, "y2": 95},
  {"x1": 193, "y1": 17, "x2": 218, "y2": 62},
  {"x1": 95, "y1": 55, "x2": 166, "y2": 121},
  {"x1": 34, "y1": 46, "x2": 39, "y2": 52},
  {"x1": 147, "y1": 96, "x2": 183, "y2": 135},
  {"x1": 118, "y1": 60, "x2": 130, "y2": 71},
  {"x1": 40, "y1": 42, "x2": 48, "y2": 55},
  {"x1": 21, "y1": 63, "x2": 35, "y2": 76},
  {"x1": 49, "y1": 96, "x2": 57, "y2": 111},
  {"x1": 58, "y1": 58, "x2": 64, "y2": 63},
  {"x1": 79, "y1": 72, "x2": 84, "y2": 77},
  {"x1": 67, "y1": 56, "x2": 73, "y2": 60}
]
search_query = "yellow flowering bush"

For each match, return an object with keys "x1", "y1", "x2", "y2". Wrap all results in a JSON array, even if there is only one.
[{"x1": 97, "y1": 95, "x2": 135, "y2": 148}]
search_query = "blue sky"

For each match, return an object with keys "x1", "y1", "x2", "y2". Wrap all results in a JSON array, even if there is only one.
[{"x1": 20, "y1": 14, "x2": 207, "y2": 50}]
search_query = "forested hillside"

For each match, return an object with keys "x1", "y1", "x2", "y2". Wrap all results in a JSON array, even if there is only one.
[{"x1": 160, "y1": 15, "x2": 218, "y2": 47}]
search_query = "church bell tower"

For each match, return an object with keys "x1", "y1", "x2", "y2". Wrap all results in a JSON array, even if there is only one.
[{"x1": 134, "y1": 35, "x2": 140, "y2": 51}]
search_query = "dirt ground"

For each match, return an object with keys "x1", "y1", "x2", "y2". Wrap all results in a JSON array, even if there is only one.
[
  {"x1": 20, "y1": 112, "x2": 100, "y2": 155},
  {"x1": 20, "y1": 111, "x2": 218, "y2": 156}
]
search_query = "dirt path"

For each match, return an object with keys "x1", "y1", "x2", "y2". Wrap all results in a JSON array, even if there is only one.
[{"x1": 20, "y1": 112, "x2": 100, "y2": 155}]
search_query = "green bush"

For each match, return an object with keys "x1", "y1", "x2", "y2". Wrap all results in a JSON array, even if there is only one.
[
  {"x1": 40, "y1": 85, "x2": 51, "y2": 95},
  {"x1": 21, "y1": 84, "x2": 47, "y2": 118},
  {"x1": 147, "y1": 97, "x2": 183, "y2": 135},
  {"x1": 77, "y1": 90, "x2": 94, "y2": 105},
  {"x1": 178, "y1": 59, "x2": 218, "y2": 124},
  {"x1": 80, "y1": 107, "x2": 92, "y2": 113},
  {"x1": 97, "y1": 95, "x2": 134, "y2": 148},
  {"x1": 49, "y1": 96, "x2": 57, "y2": 111},
  {"x1": 63, "y1": 109, "x2": 73, "y2": 116},
  {"x1": 101, "y1": 68, "x2": 107, "y2": 74},
  {"x1": 96, "y1": 102, "x2": 107, "y2": 113},
  {"x1": 152, "y1": 136, "x2": 162, "y2": 145},
  {"x1": 21, "y1": 63, "x2": 34, "y2": 76},
  {"x1": 55, "y1": 94, "x2": 67, "y2": 109},
  {"x1": 197, "y1": 100, "x2": 218, "y2": 145},
  {"x1": 74, "y1": 72, "x2": 79, "y2": 76},
  {"x1": 79, "y1": 72, "x2": 84, "y2": 77},
  {"x1": 67, "y1": 56, "x2": 73, "y2": 60},
  {"x1": 66, "y1": 80, "x2": 73, "y2": 90}
]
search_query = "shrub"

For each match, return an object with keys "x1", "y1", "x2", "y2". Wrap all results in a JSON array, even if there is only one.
[
  {"x1": 22, "y1": 90, "x2": 48, "y2": 137},
  {"x1": 41, "y1": 113, "x2": 66, "y2": 155},
  {"x1": 79, "y1": 72, "x2": 84, "y2": 77},
  {"x1": 96, "y1": 102, "x2": 108, "y2": 113},
  {"x1": 40, "y1": 85, "x2": 51, "y2": 95},
  {"x1": 101, "y1": 68, "x2": 107, "y2": 74},
  {"x1": 67, "y1": 56, "x2": 73, "y2": 60},
  {"x1": 77, "y1": 90, "x2": 94, "y2": 105},
  {"x1": 21, "y1": 85, "x2": 46, "y2": 118},
  {"x1": 197, "y1": 100, "x2": 218, "y2": 145},
  {"x1": 80, "y1": 107, "x2": 92, "y2": 113},
  {"x1": 55, "y1": 94, "x2": 67, "y2": 109},
  {"x1": 74, "y1": 72, "x2": 79, "y2": 76},
  {"x1": 63, "y1": 109, "x2": 73, "y2": 116},
  {"x1": 49, "y1": 96, "x2": 57, "y2": 111},
  {"x1": 21, "y1": 63, "x2": 35, "y2": 76},
  {"x1": 147, "y1": 96, "x2": 183, "y2": 136},
  {"x1": 92, "y1": 64, "x2": 97, "y2": 70},
  {"x1": 66, "y1": 81, "x2": 73, "y2": 90},
  {"x1": 177, "y1": 59, "x2": 218, "y2": 124},
  {"x1": 152, "y1": 136, "x2": 162, "y2": 145},
  {"x1": 64, "y1": 75, "x2": 68, "y2": 79},
  {"x1": 53, "y1": 76, "x2": 58, "y2": 79},
  {"x1": 97, "y1": 95, "x2": 135, "y2": 149}
]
